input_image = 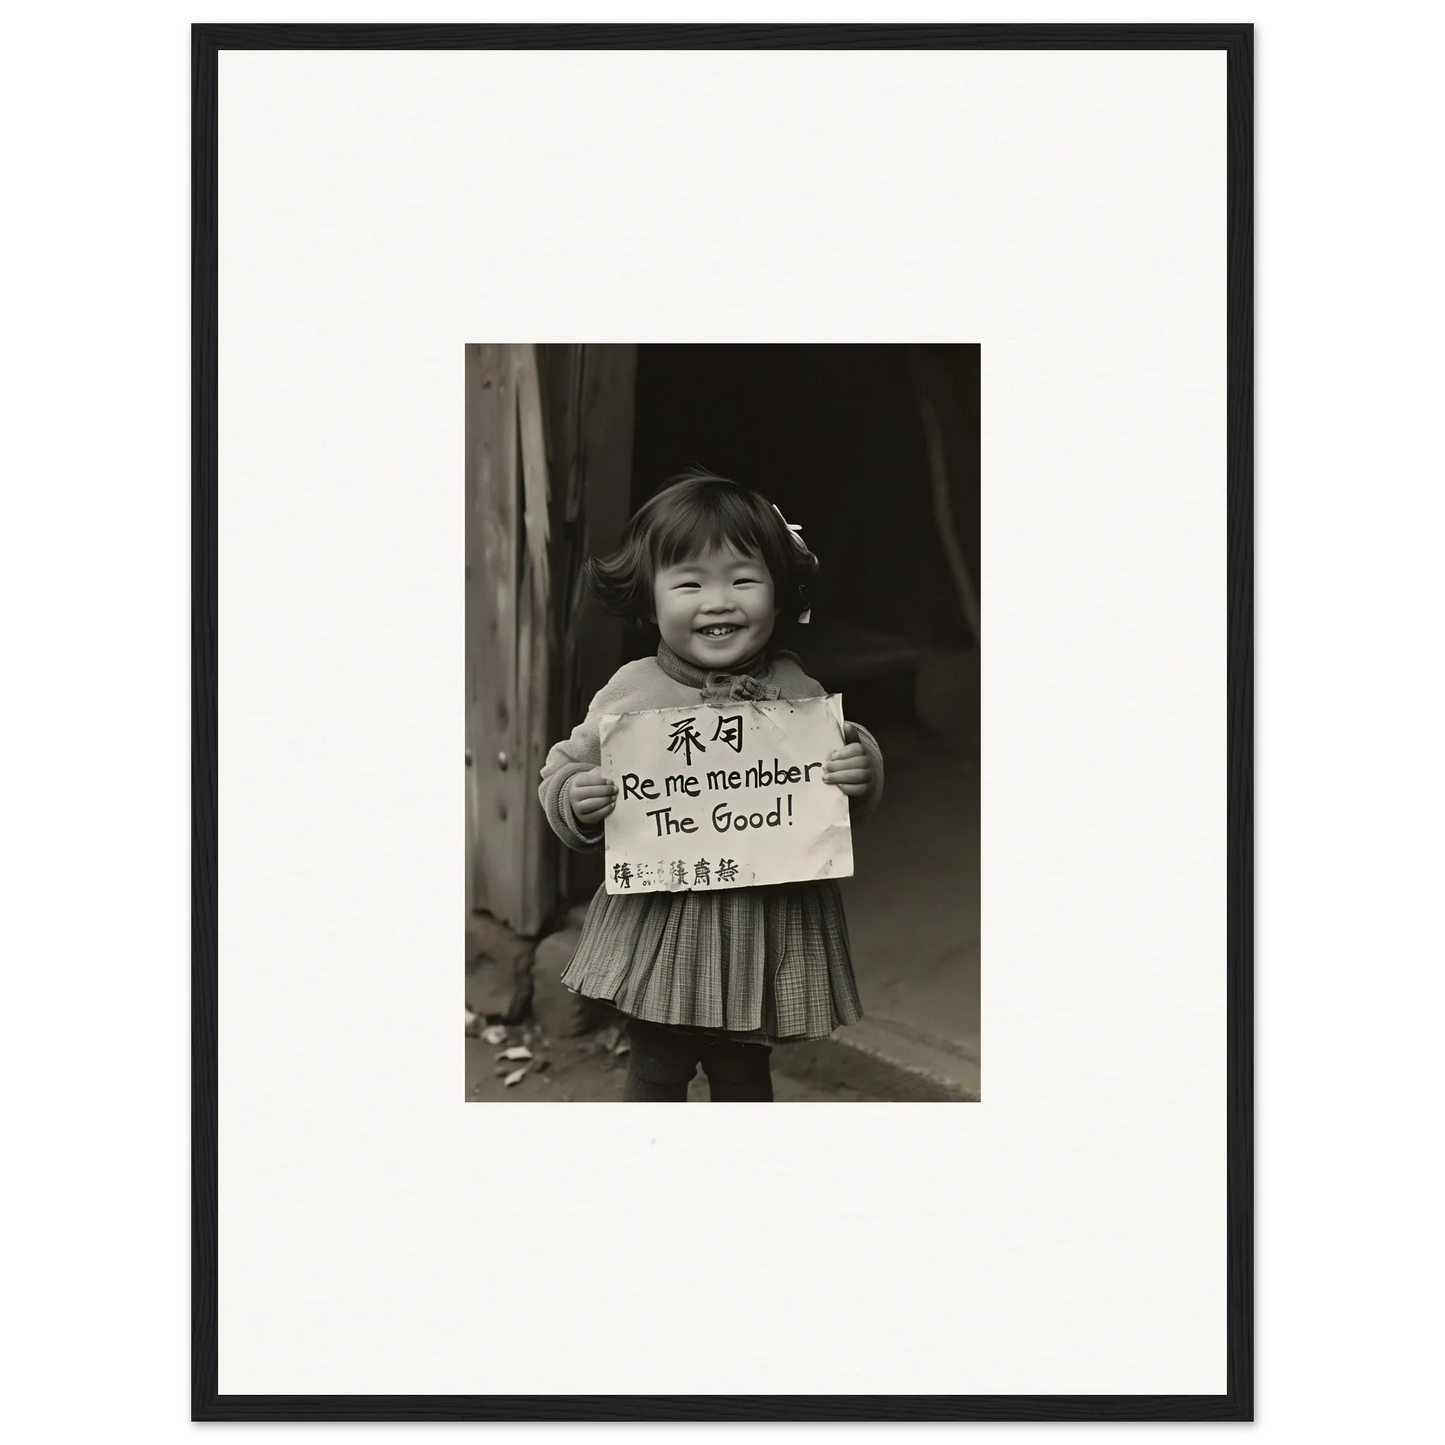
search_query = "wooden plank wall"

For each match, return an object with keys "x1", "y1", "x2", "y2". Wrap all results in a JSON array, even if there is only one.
[
  {"x1": 465, "y1": 344, "x2": 555, "y2": 937},
  {"x1": 467, "y1": 343, "x2": 637, "y2": 935},
  {"x1": 513, "y1": 349, "x2": 553, "y2": 933},
  {"x1": 533, "y1": 343, "x2": 583, "y2": 916},
  {"x1": 572, "y1": 347, "x2": 638, "y2": 724},
  {"x1": 537, "y1": 344, "x2": 637, "y2": 909}
]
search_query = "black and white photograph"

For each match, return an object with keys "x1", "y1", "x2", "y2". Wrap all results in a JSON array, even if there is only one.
[
  {"x1": 464, "y1": 344, "x2": 981, "y2": 1103},
  {"x1": 178, "y1": 19, "x2": 1271, "y2": 1421}
]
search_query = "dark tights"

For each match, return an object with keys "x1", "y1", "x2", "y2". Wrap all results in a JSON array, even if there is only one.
[{"x1": 622, "y1": 1018, "x2": 774, "y2": 1102}]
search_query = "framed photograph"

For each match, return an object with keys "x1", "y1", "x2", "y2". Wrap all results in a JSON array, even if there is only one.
[{"x1": 195, "y1": 22, "x2": 1251, "y2": 1421}]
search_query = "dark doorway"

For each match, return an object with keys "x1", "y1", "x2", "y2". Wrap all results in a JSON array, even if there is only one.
[{"x1": 630, "y1": 345, "x2": 979, "y2": 733}]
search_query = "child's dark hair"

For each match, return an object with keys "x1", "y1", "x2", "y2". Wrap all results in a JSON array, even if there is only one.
[{"x1": 586, "y1": 468, "x2": 819, "y2": 631}]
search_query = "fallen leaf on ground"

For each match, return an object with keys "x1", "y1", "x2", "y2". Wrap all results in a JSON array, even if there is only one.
[
  {"x1": 481, "y1": 1024, "x2": 508, "y2": 1046},
  {"x1": 497, "y1": 1046, "x2": 533, "y2": 1062},
  {"x1": 503, "y1": 1067, "x2": 528, "y2": 1087}
]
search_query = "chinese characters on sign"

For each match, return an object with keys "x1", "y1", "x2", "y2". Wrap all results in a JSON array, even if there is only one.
[
  {"x1": 610, "y1": 857, "x2": 742, "y2": 890},
  {"x1": 712, "y1": 713, "x2": 743, "y2": 752},
  {"x1": 666, "y1": 717, "x2": 707, "y2": 766},
  {"x1": 597, "y1": 695, "x2": 854, "y2": 893}
]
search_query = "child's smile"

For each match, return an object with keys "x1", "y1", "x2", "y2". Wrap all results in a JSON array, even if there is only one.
[{"x1": 653, "y1": 545, "x2": 779, "y2": 671}]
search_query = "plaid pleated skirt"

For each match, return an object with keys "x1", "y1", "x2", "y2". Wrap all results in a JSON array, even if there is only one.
[{"x1": 561, "y1": 881, "x2": 864, "y2": 1044}]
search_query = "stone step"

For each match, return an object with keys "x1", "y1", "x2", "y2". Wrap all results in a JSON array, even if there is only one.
[
  {"x1": 531, "y1": 907, "x2": 616, "y2": 1038},
  {"x1": 464, "y1": 911, "x2": 535, "y2": 1023},
  {"x1": 775, "y1": 1018, "x2": 978, "y2": 1102},
  {"x1": 833, "y1": 1017, "x2": 979, "y2": 1100}
]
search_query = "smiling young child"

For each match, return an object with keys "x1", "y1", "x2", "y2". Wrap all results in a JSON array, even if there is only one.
[{"x1": 538, "y1": 469, "x2": 884, "y2": 1101}]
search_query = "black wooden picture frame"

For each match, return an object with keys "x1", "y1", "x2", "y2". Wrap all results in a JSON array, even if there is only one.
[{"x1": 193, "y1": 22, "x2": 1252, "y2": 1423}]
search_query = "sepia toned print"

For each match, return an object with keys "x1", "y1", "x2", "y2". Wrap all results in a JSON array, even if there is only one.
[{"x1": 466, "y1": 345, "x2": 979, "y2": 1102}]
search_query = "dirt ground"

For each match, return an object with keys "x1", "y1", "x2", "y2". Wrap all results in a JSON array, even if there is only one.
[{"x1": 464, "y1": 1015, "x2": 950, "y2": 1103}]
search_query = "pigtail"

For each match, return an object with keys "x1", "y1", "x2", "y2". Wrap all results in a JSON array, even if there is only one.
[{"x1": 770, "y1": 503, "x2": 818, "y2": 624}]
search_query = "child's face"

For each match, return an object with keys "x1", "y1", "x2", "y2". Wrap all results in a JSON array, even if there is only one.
[{"x1": 652, "y1": 544, "x2": 778, "y2": 671}]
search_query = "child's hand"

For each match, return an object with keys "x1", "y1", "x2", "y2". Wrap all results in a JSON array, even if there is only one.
[
  {"x1": 568, "y1": 769, "x2": 618, "y2": 826},
  {"x1": 822, "y1": 723, "x2": 874, "y2": 798}
]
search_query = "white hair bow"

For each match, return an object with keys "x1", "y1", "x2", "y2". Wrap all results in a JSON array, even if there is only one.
[{"x1": 772, "y1": 504, "x2": 812, "y2": 624}]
